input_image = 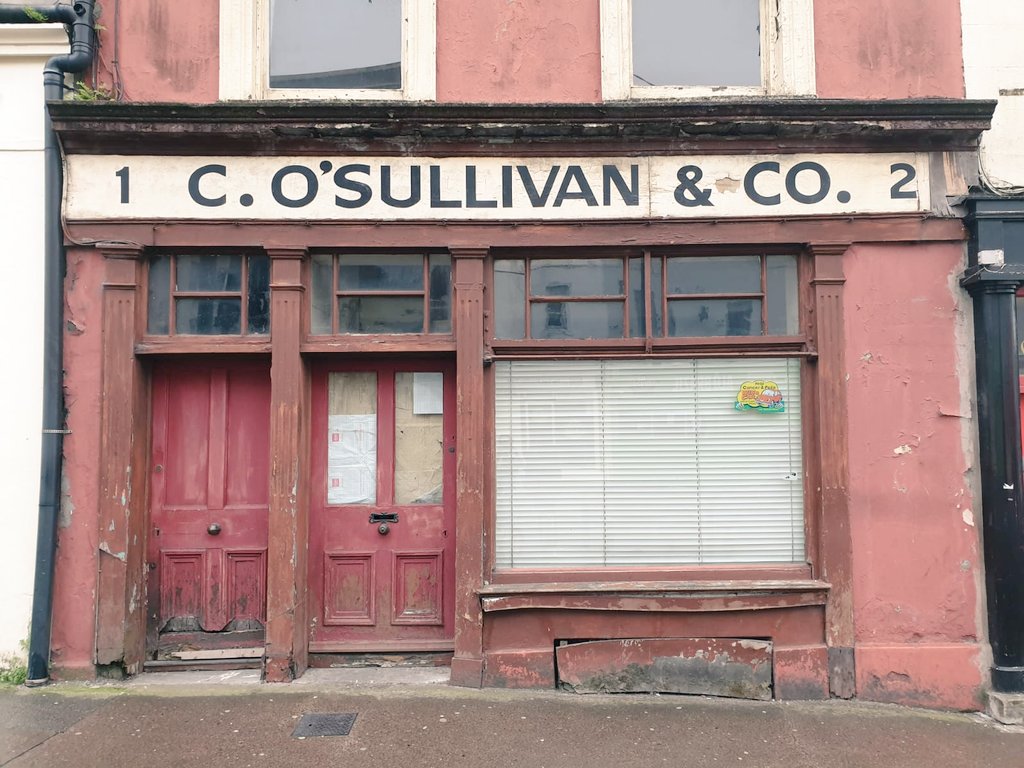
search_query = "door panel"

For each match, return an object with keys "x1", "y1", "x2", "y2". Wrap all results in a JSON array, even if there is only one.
[
  {"x1": 148, "y1": 362, "x2": 270, "y2": 653},
  {"x1": 310, "y1": 360, "x2": 456, "y2": 651}
]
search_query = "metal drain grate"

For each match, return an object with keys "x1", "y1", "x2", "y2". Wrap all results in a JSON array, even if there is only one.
[{"x1": 292, "y1": 713, "x2": 358, "y2": 738}]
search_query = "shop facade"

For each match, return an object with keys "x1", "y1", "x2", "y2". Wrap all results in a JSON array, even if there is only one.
[{"x1": 37, "y1": 0, "x2": 999, "y2": 709}]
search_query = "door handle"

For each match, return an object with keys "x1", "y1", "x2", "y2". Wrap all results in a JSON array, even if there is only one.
[{"x1": 207, "y1": 523, "x2": 222, "y2": 536}]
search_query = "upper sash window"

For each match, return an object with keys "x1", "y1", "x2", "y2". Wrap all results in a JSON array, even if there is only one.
[
  {"x1": 220, "y1": 0, "x2": 436, "y2": 100},
  {"x1": 600, "y1": 0, "x2": 816, "y2": 99}
]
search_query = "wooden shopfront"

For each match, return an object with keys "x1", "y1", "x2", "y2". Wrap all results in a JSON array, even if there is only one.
[{"x1": 53, "y1": 102, "x2": 989, "y2": 696}]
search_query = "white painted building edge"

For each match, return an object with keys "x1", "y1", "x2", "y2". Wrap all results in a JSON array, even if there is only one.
[
  {"x1": 962, "y1": 0, "x2": 1024, "y2": 191},
  {"x1": 66, "y1": 152, "x2": 929, "y2": 222},
  {"x1": 0, "y1": 25, "x2": 67, "y2": 663}
]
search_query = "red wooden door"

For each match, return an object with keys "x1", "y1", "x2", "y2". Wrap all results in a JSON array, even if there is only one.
[
  {"x1": 147, "y1": 362, "x2": 271, "y2": 655},
  {"x1": 310, "y1": 360, "x2": 456, "y2": 652}
]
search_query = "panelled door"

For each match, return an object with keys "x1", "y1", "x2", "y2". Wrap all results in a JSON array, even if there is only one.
[
  {"x1": 310, "y1": 360, "x2": 456, "y2": 652},
  {"x1": 147, "y1": 361, "x2": 271, "y2": 656}
]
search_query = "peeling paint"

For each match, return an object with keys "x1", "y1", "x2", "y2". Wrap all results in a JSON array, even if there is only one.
[
  {"x1": 98, "y1": 542, "x2": 127, "y2": 562},
  {"x1": 714, "y1": 175, "x2": 741, "y2": 193},
  {"x1": 961, "y1": 509, "x2": 975, "y2": 527},
  {"x1": 893, "y1": 444, "x2": 914, "y2": 456}
]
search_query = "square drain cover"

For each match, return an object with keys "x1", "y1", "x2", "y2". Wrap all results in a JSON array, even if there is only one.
[{"x1": 292, "y1": 713, "x2": 358, "y2": 738}]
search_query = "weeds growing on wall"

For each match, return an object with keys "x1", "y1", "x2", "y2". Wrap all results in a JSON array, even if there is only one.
[{"x1": 0, "y1": 655, "x2": 28, "y2": 686}]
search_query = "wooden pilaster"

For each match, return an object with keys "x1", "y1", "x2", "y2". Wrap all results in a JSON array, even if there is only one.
[
  {"x1": 94, "y1": 244, "x2": 148, "y2": 674},
  {"x1": 809, "y1": 242, "x2": 856, "y2": 698},
  {"x1": 264, "y1": 248, "x2": 309, "y2": 682},
  {"x1": 450, "y1": 247, "x2": 488, "y2": 687}
]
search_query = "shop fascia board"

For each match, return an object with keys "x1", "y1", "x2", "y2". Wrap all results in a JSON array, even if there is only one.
[{"x1": 48, "y1": 99, "x2": 996, "y2": 156}]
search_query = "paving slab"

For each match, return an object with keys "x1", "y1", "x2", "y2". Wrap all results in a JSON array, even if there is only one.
[{"x1": 1, "y1": 680, "x2": 1021, "y2": 768}]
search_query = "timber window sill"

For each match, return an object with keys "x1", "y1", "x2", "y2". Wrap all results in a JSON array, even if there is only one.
[{"x1": 477, "y1": 579, "x2": 830, "y2": 613}]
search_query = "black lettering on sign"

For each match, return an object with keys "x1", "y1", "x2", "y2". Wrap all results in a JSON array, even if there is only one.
[
  {"x1": 430, "y1": 165, "x2": 462, "y2": 208},
  {"x1": 335, "y1": 164, "x2": 372, "y2": 208},
  {"x1": 674, "y1": 165, "x2": 713, "y2": 207},
  {"x1": 603, "y1": 165, "x2": 640, "y2": 206},
  {"x1": 271, "y1": 165, "x2": 318, "y2": 208},
  {"x1": 744, "y1": 162, "x2": 781, "y2": 206},
  {"x1": 785, "y1": 161, "x2": 831, "y2": 204},
  {"x1": 890, "y1": 163, "x2": 917, "y2": 199},
  {"x1": 518, "y1": 166, "x2": 560, "y2": 207},
  {"x1": 115, "y1": 166, "x2": 130, "y2": 204},
  {"x1": 188, "y1": 164, "x2": 227, "y2": 207},
  {"x1": 554, "y1": 166, "x2": 598, "y2": 207},
  {"x1": 466, "y1": 166, "x2": 498, "y2": 208},
  {"x1": 381, "y1": 165, "x2": 420, "y2": 208}
]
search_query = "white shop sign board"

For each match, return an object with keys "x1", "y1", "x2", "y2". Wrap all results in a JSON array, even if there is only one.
[{"x1": 65, "y1": 153, "x2": 930, "y2": 222}]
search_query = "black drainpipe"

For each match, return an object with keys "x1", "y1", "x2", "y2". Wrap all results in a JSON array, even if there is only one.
[{"x1": 0, "y1": 2, "x2": 95, "y2": 685}]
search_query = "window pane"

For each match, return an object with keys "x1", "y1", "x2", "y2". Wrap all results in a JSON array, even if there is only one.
[
  {"x1": 147, "y1": 256, "x2": 170, "y2": 335},
  {"x1": 494, "y1": 259, "x2": 526, "y2": 339},
  {"x1": 766, "y1": 255, "x2": 799, "y2": 335},
  {"x1": 628, "y1": 257, "x2": 645, "y2": 338},
  {"x1": 651, "y1": 255, "x2": 664, "y2": 337},
  {"x1": 339, "y1": 296, "x2": 424, "y2": 333},
  {"x1": 530, "y1": 301, "x2": 625, "y2": 339},
  {"x1": 530, "y1": 259, "x2": 623, "y2": 297},
  {"x1": 247, "y1": 253, "x2": 270, "y2": 335},
  {"x1": 667, "y1": 255, "x2": 761, "y2": 295},
  {"x1": 632, "y1": 0, "x2": 761, "y2": 87},
  {"x1": 428, "y1": 254, "x2": 452, "y2": 333},
  {"x1": 668, "y1": 298, "x2": 761, "y2": 337},
  {"x1": 175, "y1": 298, "x2": 242, "y2": 335},
  {"x1": 270, "y1": 0, "x2": 402, "y2": 90},
  {"x1": 175, "y1": 254, "x2": 242, "y2": 292},
  {"x1": 339, "y1": 253, "x2": 423, "y2": 291},
  {"x1": 327, "y1": 372, "x2": 377, "y2": 505},
  {"x1": 311, "y1": 254, "x2": 333, "y2": 334},
  {"x1": 395, "y1": 372, "x2": 444, "y2": 504}
]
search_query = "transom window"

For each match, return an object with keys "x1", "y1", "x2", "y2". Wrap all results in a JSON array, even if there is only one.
[
  {"x1": 310, "y1": 252, "x2": 452, "y2": 334},
  {"x1": 600, "y1": 0, "x2": 816, "y2": 99},
  {"x1": 493, "y1": 252, "x2": 799, "y2": 340},
  {"x1": 147, "y1": 254, "x2": 270, "y2": 336}
]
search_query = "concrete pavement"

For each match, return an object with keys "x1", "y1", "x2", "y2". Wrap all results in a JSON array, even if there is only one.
[{"x1": 1, "y1": 669, "x2": 1021, "y2": 768}]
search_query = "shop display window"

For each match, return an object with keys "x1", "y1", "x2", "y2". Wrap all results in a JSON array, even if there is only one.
[
  {"x1": 491, "y1": 250, "x2": 806, "y2": 569},
  {"x1": 146, "y1": 253, "x2": 270, "y2": 336}
]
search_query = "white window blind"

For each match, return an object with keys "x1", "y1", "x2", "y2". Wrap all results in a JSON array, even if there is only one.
[{"x1": 495, "y1": 358, "x2": 804, "y2": 567}]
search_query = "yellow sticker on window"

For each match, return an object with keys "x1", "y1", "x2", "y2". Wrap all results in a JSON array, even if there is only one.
[{"x1": 735, "y1": 380, "x2": 785, "y2": 413}]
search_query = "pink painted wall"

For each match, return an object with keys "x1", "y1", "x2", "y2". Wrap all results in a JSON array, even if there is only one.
[
  {"x1": 843, "y1": 243, "x2": 984, "y2": 709},
  {"x1": 436, "y1": 0, "x2": 601, "y2": 103},
  {"x1": 50, "y1": 249, "x2": 104, "y2": 675},
  {"x1": 87, "y1": 1, "x2": 969, "y2": 103},
  {"x1": 93, "y1": 0, "x2": 219, "y2": 103},
  {"x1": 814, "y1": 0, "x2": 965, "y2": 98}
]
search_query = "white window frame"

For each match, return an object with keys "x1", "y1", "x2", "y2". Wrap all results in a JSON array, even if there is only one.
[
  {"x1": 219, "y1": 0, "x2": 436, "y2": 101},
  {"x1": 600, "y1": 0, "x2": 816, "y2": 100}
]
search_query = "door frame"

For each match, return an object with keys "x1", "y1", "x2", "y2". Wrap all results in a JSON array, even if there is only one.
[
  {"x1": 308, "y1": 355, "x2": 458, "y2": 653},
  {"x1": 144, "y1": 358, "x2": 272, "y2": 659}
]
